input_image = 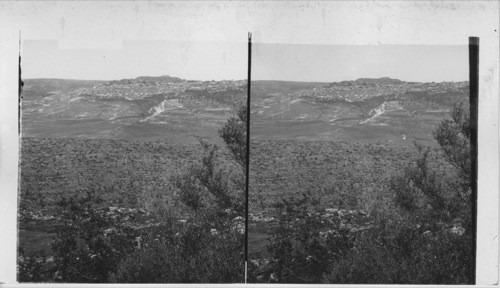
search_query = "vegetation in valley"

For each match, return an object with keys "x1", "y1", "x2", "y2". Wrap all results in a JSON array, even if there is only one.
[
  {"x1": 250, "y1": 105, "x2": 475, "y2": 284},
  {"x1": 18, "y1": 106, "x2": 247, "y2": 283},
  {"x1": 248, "y1": 102, "x2": 474, "y2": 284},
  {"x1": 18, "y1": 77, "x2": 474, "y2": 284}
]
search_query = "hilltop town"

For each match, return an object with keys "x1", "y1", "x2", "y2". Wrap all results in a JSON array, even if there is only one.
[
  {"x1": 291, "y1": 79, "x2": 468, "y2": 102},
  {"x1": 72, "y1": 76, "x2": 247, "y2": 101}
]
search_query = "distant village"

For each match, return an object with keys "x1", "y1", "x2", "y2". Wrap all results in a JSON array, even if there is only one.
[
  {"x1": 71, "y1": 76, "x2": 467, "y2": 104},
  {"x1": 292, "y1": 81, "x2": 469, "y2": 102},
  {"x1": 73, "y1": 78, "x2": 247, "y2": 100}
]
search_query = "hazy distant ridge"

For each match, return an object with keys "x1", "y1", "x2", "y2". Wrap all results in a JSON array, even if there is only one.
[
  {"x1": 333, "y1": 77, "x2": 406, "y2": 87},
  {"x1": 108, "y1": 75, "x2": 185, "y2": 85},
  {"x1": 21, "y1": 76, "x2": 468, "y2": 144},
  {"x1": 352, "y1": 77, "x2": 404, "y2": 85}
]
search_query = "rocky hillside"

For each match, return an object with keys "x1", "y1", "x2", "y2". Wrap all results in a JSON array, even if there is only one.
[
  {"x1": 22, "y1": 76, "x2": 246, "y2": 141},
  {"x1": 251, "y1": 79, "x2": 468, "y2": 145},
  {"x1": 22, "y1": 76, "x2": 468, "y2": 144}
]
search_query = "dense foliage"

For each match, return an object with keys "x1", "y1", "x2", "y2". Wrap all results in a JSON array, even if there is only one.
[{"x1": 250, "y1": 102, "x2": 474, "y2": 284}]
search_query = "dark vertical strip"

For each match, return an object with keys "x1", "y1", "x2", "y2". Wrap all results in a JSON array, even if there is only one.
[
  {"x1": 468, "y1": 36, "x2": 479, "y2": 284},
  {"x1": 17, "y1": 32, "x2": 23, "y2": 283},
  {"x1": 18, "y1": 32, "x2": 23, "y2": 136},
  {"x1": 245, "y1": 32, "x2": 252, "y2": 270}
]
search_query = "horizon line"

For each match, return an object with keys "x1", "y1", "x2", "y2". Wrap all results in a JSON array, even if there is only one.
[{"x1": 23, "y1": 76, "x2": 470, "y2": 84}]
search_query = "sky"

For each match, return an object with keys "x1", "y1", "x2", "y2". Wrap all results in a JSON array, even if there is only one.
[
  {"x1": 22, "y1": 40, "x2": 247, "y2": 81},
  {"x1": 254, "y1": 43, "x2": 468, "y2": 82},
  {"x1": 23, "y1": 40, "x2": 468, "y2": 83}
]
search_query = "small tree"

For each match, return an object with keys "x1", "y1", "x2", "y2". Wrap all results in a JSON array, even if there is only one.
[
  {"x1": 393, "y1": 101, "x2": 472, "y2": 229},
  {"x1": 218, "y1": 105, "x2": 247, "y2": 168},
  {"x1": 433, "y1": 101, "x2": 472, "y2": 193},
  {"x1": 173, "y1": 105, "x2": 247, "y2": 219}
]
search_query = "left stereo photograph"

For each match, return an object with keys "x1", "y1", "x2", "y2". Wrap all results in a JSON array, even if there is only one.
[{"x1": 18, "y1": 39, "x2": 248, "y2": 283}]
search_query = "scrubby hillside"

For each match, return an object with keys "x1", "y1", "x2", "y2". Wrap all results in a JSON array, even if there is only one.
[
  {"x1": 22, "y1": 77, "x2": 246, "y2": 140},
  {"x1": 251, "y1": 79, "x2": 468, "y2": 145}
]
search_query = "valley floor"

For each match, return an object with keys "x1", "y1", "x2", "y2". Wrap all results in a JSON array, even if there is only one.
[{"x1": 19, "y1": 136, "x2": 432, "y2": 257}]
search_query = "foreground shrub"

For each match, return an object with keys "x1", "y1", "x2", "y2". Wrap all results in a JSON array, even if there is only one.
[
  {"x1": 323, "y1": 213, "x2": 473, "y2": 284},
  {"x1": 50, "y1": 192, "x2": 139, "y2": 282},
  {"x1": 113, "y1": 219, "x2": 244, "y2": 283},
  {"x1": 249, "y1": 192, "x2": 370, "y2": 283}
]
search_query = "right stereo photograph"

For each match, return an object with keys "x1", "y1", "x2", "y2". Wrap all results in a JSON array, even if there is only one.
[{"x1": 247, "y1": 42, "x2": 476, "y2": 284}]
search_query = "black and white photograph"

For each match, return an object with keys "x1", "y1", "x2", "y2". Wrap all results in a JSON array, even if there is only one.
[
  {"x1": 248, "y1": 43, "x2": 475, "y2": 283},
  {"x1": 17, "y1": 39, "x2": 247, "y2": 283},
  {"x1": 0, "y1": 1, "x2": 498, "y2": 286}
]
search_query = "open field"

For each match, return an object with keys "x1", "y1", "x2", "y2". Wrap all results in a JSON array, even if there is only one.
[
  {"x1": 18, "y1": 137, "x2": 207, "y2": 257},
  {"x1": 247, "y1": 140, "x2": 434, "y2": 256},
  {"x1": 19, "y1": 137, "x2": 206, "y2": 207},
  {"x1": 249, "y1": 140, "x2": 421, "y2": 209},
  {"x1": 20, "y1": 137, "x2": 438, "y2": 258}
]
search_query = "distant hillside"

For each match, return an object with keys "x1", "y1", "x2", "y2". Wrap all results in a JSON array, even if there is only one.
[
  {"x1": 251, "y1": 80, "x2": 323, "y2": 97},
  {"x1": 107, "y1": 75, "x2": 185, "y2": 85},
  {"x1": 353, "y1": 77, "x2": 404, "y2": 85},
  {"x1": 251, "y1": 79, "x2": 469, "y2": 145},
  {"x1": 332, "y1": 77, "x2": 404, "y2": 87},
  {"x1": 23, "y1": 79, "x2": 105, "y2": 98},
  {"x1": 22, "y1": 76, "x2": 469, "y2": 144},
  {"x1": 21, "y1": 76, "x2": 246, "y2": 140}
]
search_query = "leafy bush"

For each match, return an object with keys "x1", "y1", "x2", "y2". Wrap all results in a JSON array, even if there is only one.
[
  {"x1": 324, "y1": 214, "x2": 473, "y2": 284},
  {"x1": 113, "y1": 218, "x2": 244, "y2": 283},
  {"x1": 259, "y1": 194, "x2": 334, "y2": 283},
  {"x1": 50, "y1": 192, "x2": 139, "y2": 282},
  {"x1": 249, "y1": 192, "x2": 369, "y2": 283},
  {"x1": 218, "y1": 105, "x2": 247, "y2": 167},
  {"x1": 173, "y1": 141, "x2": 245, "y2": 216}
]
